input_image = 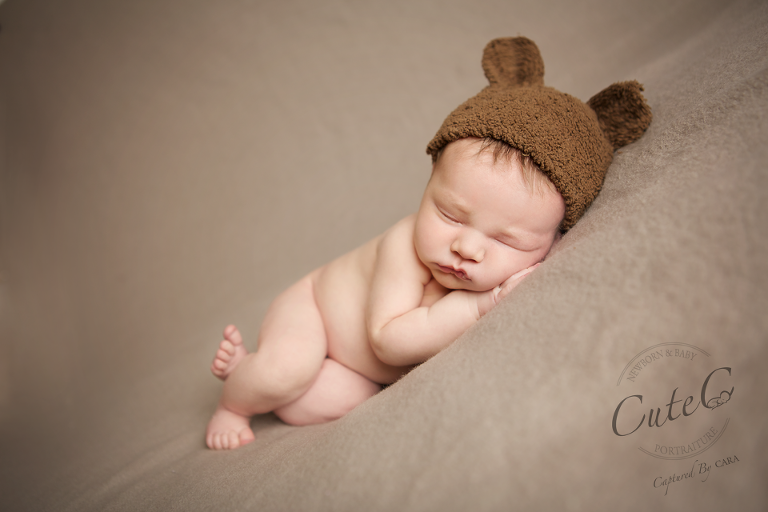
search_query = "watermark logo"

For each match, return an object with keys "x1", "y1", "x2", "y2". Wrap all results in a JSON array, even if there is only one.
[{"x1": 611, "y1": 343, "x2": 734, "y2": 461}]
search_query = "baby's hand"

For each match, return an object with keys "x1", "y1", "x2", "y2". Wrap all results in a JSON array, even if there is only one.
[{"x1": 475, "y1": 263, "x2": 540, "y2": 318}]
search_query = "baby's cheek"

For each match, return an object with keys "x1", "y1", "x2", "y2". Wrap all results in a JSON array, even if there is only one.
[
  {"x1": 415, "y1": 221, "x2": 439, "y2": 256},
  {"x1": 489, "y1": 252, "x2": 517, "y2": 279}
]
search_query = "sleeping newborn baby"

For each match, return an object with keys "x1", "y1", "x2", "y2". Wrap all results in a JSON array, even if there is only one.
[
  {"x1": 206, "y1": 37, "x2": 652, "y2": 449},
  {"x1": 207, "y1": 137, "x2": 563, "y2": 449}
]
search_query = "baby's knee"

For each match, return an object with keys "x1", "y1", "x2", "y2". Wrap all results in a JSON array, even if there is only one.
[
  {"x1": 224, "y1": 351, "x2": 317, "y2": 404},
  {"x1": 254, "y1": 353, "x2": 323, "y2": 399},
  {"x1": 274, "y1": 359, "x2": 381, "y2": 426}
]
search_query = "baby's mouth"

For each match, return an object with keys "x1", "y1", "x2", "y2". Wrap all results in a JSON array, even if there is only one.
[{"x1": 438, "y1": 265, "x2": 469, "y2": 281}]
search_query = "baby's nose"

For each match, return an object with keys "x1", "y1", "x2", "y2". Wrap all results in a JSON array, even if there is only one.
[{"x1": 451, "y1": 232, "x2": 485, "y2": 262}]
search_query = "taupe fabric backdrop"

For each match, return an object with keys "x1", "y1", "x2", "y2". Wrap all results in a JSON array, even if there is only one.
[{"x1": 1, "y1": 0, "x2": 766, "y2": 510}]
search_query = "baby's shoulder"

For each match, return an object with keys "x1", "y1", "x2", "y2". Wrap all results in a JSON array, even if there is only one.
[
  {"x1": 375, "y1": 214, "x2": 429, "y2": 281},
  {"x1": 378, "y1": 214, "x2": 417, "y2": 254}
]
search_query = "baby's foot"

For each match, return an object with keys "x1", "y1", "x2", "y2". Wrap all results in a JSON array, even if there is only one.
[
  {"x1": 206, "y1": 403, "x2": 255, "y2": 450},
  {"x1": 210, "y1": 325, "x2": 248, "y2": 380}
]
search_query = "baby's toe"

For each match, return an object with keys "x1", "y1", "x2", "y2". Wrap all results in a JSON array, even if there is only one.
[
  {"x1": 207, "y1": 433, "x2": 222, "y2": 450},
  {"x1": 217, "y1": 343, "x2": 234, "y2": 360},
  {"x1": 239, "y1": 429, "x2": 255, "y2": 446},
  {"x1": 224, "y1": 325, "x2": 244, "y2": 346}
]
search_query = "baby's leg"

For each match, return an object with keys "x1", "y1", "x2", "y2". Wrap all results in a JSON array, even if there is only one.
[
  {"x1": 274, "y1": 358, "x2": 381, "y2": 426},
  {"x1": 206, "y1": 274, "x2": 328, "y2": 449}
]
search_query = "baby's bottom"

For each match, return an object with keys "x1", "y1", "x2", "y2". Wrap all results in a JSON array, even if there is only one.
[{"x1": 206, "y1": 273, "x2": 380, "y2": 449}]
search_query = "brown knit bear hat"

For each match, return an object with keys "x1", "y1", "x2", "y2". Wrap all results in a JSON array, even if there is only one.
[{"x1": 426, "y1": 37, "x2": 652, "y2": 231}]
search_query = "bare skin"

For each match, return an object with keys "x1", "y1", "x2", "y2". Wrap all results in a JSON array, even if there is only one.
[{"x1": 206, "y1": 138, "x2": 566, "y2": 449}]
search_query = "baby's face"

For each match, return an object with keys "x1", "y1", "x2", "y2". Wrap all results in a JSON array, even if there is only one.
[{"x1": 414, "y1": 138, "x2": 565, "y2": 292}]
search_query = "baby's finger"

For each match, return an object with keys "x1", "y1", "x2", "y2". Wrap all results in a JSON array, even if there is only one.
[
  {"x1": 507, "y1": 262, "x2": 540, "y2": 282},
  {"x1": 497, "y1": 263, "x2": 541, "y2": 297}
]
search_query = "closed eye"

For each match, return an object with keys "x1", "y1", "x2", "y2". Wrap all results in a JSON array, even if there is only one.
[
  {"x1": 494, "y1": 237, "x2": 517, "y2": 248},
  {"x1": 495, "y1": 237, "x2": 537, "y2": 252},
  {"x1": 437, "y1": 206, "x2": 461, "y2": 224}
]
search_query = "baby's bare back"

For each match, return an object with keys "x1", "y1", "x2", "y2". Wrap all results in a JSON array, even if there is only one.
[{"x1": 312, "y1": 232, "x2": 412, "y2": 385}]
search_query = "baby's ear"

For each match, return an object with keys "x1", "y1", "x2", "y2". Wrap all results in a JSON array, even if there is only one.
[
  {"x1": 587, "y1": 80, "x2": 652, "y2": 150},
  {"x1": 482, "y1": 37, "x2": 545, "y2": 87}
]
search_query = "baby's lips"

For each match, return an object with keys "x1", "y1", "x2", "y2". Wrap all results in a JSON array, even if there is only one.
[{"x1": 438, "y1": 264, "x2": 469, "y2": 281}]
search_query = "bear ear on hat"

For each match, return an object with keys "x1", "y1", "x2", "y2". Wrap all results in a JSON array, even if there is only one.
[
  {"x1": 587, "y1": 80, "x2": 653, "y2": 150},
  {"x1": 482, "y1": 37, "x2": 545, "y2": 87}
]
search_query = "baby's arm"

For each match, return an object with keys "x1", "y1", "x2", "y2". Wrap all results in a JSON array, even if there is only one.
[{"x1": 367, "y1": 217, "x2": 532, "y2": 367}]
